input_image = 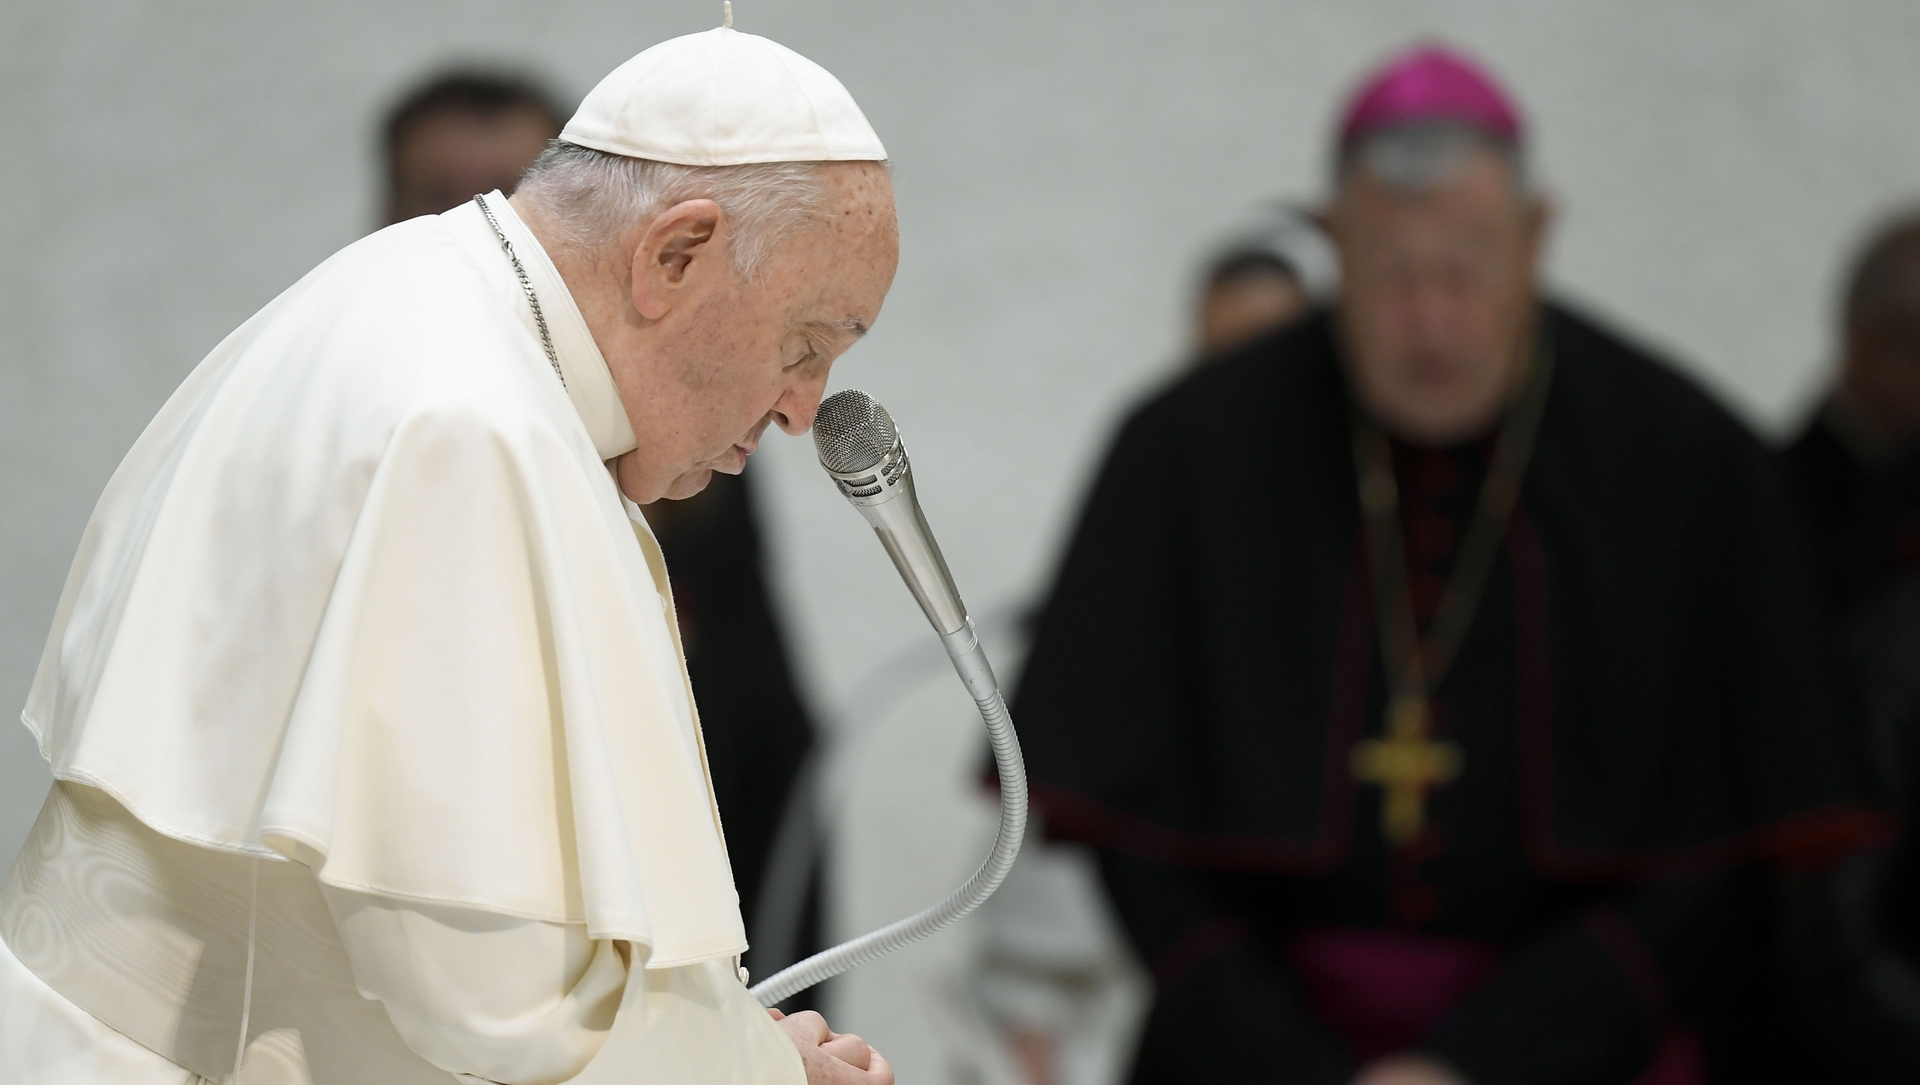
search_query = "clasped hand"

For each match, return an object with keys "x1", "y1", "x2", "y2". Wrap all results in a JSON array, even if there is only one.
[{"x1": 770, "y1": 1008, "x2": 893, "y2": 1085}]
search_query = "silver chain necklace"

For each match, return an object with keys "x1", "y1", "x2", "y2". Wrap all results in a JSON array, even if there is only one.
[{"x1": 474, "y1": 195, "x2": 566, "y2": 388}]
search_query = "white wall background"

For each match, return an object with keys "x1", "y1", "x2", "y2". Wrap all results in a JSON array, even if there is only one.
[{"x1": 4, "y1": 0, "x2": 1920, "y2": 1078}]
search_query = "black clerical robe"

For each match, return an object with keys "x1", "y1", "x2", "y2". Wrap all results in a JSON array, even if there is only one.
[
  {"x1": 1774, "y1": 576, "x2": 1920, "y2": 1083},
  {"x1": 1775, "y1": 404, "x2": 1920, "y2": 1082},
  {"x1": 1014, "y1": 305, "x2": 1880, "y2": 1085},
  {"x1": 1780, "y1": 406, "x2": 1920, "y2": 620}
]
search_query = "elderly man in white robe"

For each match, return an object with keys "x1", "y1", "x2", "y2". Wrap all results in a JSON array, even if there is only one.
[{"x1": 0, "y1": 24, "x2": 897, "y2": 1085}]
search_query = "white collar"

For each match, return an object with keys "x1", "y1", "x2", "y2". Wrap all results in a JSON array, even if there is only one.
[{"x1": 474, "y1": 190, "x2": 639, "y2": 462}]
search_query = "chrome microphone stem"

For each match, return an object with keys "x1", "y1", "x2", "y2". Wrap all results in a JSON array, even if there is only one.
[
  {"x1": 750, "y1": 616, "x2": 1026, "y2": 1008},
  {"x1": 825, "y1": 439, "x2": 967, "y2": 635},
  {"x1": 750, "y1": 388, "x2": 1028, "y2": 1008},
  {"x1": 938, "y1": 620, "x2": 999, "y2": 702}
]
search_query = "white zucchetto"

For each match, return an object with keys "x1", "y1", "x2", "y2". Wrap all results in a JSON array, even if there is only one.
[{"x1": 561, "y1": 26, "x2": 887, "y2": 166}]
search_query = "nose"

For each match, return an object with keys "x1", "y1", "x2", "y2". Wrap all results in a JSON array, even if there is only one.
[{"x1": 770, "y1": 368, "x2": 831, "y2": 436}]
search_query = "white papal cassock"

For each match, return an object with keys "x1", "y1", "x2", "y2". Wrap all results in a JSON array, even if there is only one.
[{"x1": 0, "y1": 190, "x2": 804, "y2": 1085}]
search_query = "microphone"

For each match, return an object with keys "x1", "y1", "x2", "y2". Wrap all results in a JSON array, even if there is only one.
[
  {"x1": 748, "y1": 388, "x2": 1027, "y2": 1007},
  {"x1": 812, "y1": 390, "x2": 968, "y2": 637}
]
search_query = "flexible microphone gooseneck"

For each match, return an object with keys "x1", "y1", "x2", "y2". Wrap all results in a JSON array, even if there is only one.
[{"x1": 749, "y1": 390, "x2": 1029, "y2": 1008}]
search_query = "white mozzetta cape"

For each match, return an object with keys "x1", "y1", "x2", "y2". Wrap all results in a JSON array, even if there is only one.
[{"x1": 23, "y1": 192, "x2": 747, "y2": 968}]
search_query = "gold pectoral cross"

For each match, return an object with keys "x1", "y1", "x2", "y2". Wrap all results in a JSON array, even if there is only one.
[{"x1": 1351, "y1": 695, "x2": 1463, "y2": 847}]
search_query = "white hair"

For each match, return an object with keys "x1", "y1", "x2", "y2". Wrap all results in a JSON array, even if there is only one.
[
  {"x1": 515, "y1": 141, "x2": 850, "y2": 279},
  {"x1": 1339, "y1": 121, "x2": 1531, "y2": 195}
]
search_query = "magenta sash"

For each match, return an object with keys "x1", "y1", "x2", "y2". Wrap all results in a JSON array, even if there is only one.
[{"x1": 1283, "y1": 929, "x2": 1704, "y2": 1084}]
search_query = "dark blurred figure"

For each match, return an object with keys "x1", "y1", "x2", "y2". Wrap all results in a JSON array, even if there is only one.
[
  {"x1": 1011, "y1": 45, "x2": 1878, "y2": 1085},
  {"x1": 378, "y1": 70, "x2": 824, "y2": 989},
  {"x1": 1781, "y1": 212, "x2": 1920, "y2": 619},
  {"x1": 1192, "y1": 210, "x2": 1334, "y2": 364},
  {"x1": 1775, "y1": 577, "x2": 1920, "y2": 1082},
  {"x1": 1195, "y1": 249, "x2": 1310, "y2": 360},
  {"x1": 381, "y1": 71, "x2": 567, "y2": 224},
  {"x1": 1771, "y1": 213, "x2": 1920, "y2": 1082}
]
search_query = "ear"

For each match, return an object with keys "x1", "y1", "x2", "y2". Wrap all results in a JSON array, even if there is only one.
[{"x1": 630, "y1": 199, "x2": 726, "y2": 321}]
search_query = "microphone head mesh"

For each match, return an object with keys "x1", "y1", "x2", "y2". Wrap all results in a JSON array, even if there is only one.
[{"x1": 814, "y1": 389, "x2": 899, "y2": 473}]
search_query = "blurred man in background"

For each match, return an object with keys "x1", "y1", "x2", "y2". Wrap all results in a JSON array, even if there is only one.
[
  {"x1": 1011, "y1": 45, "x2": 1877, "y2": 1085},
  {"x1": 1771, "y1": 212, "x2": 1920, "y2": 1082},
  {"x1": 1191, "y1": 210, "x2": 1332, "y2": 363},
  {"x1": 381, "y1": 68, "x2": 824, "y2": 992},
  {"x1": 1780, "y1": 212, "x2": 1920, "y2": 620},
  {"x1": 959, "y1": 210, "x2": 1333, "y2": 1085},
  {"x1": 382, "y1": 71, "x2": 566, "y2": 224},
  {"x1": 1193, "y1": 248, "x2": 1309, "y2": 360}
]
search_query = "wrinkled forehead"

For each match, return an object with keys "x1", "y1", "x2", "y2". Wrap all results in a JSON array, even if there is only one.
[{"x1": 781, "y1": 191, "x2": 898, "y2": 331}]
